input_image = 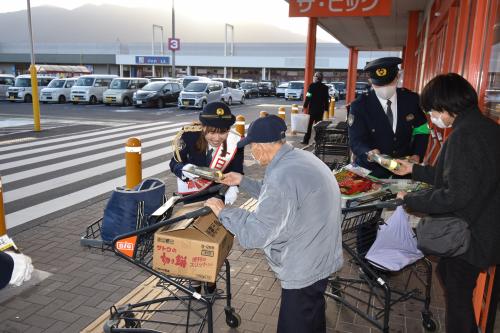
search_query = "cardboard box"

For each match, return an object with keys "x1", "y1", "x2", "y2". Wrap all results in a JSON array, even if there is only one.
[{"x1": 152, "y1": 204, "x2": 234, "y2": 283}]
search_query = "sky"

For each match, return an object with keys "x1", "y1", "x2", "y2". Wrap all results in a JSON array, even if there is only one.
[{"x1": 0, "y1": 0, "x2": 338, "y2": 42}]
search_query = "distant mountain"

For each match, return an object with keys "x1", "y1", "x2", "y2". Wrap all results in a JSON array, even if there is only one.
[{"x1": 0, "y1": 4, "x2": 312, "y2": 44}]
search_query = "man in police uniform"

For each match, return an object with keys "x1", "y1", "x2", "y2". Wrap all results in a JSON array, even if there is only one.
[
  {"x1": 301, "y1": 72, "x2": 330, "y2": 144},
  {"x1": 348, "y1": 57, "x2": 429, "y2": 178}
]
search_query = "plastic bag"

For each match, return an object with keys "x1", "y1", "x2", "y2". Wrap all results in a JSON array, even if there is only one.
[
  {"x1": 291, "y1": 113, "x2": 310, "y2": 133},
  {"x1": 101, "y1": 178, "x2": 165, "y2": 242},
  {"x1": 365, "y1": 206, "x2": 423, "y2": 271}
]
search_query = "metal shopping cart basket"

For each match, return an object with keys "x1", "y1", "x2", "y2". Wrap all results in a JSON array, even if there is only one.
[
  {"x1": 325, "y1": 196, "x2": 437, "y2": 332},
  {"x1": 81, "y1": 184, "x2": 241, "y2": 333},
  {"x1": 313, "y1": 120, "x2": 350, "y2": 170}
]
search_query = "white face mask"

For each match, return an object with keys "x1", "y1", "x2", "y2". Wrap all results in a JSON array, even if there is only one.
[
  {"x1": 373, "y1": 85, "x2": 396, "y2": 100},
  {"x1": 430, "y1": 114, "x2": 451, "y2": 128}
]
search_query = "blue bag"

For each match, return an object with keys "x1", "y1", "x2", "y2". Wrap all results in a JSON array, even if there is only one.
[{"x1": 101, "y1": 178, "x2": 165, "y2": 242}]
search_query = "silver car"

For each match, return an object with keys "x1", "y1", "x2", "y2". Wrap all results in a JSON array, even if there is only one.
[
  {"x1": 178, "y1": 81, "x2": 223, "y2": 109},
  {"x1": 103, "y1": 78, "x2": 149, "y2": 106}
]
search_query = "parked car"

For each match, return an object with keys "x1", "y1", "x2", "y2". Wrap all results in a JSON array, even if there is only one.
[
  {"x1": 103, "y1": 78, "x2": 149, "y2": 106},
  {"x1": 178, "y1": 80, "x2": 223, "y2": 109},
  {"x1": 258, "y1": 82, "x2": 275, "y2": 96},
  {"x1": 355, "y1": 82, "x2": 371, "y2": 97},
  {"x1": 180, "y1": 76, "x2": 210, "y2": 89},
  {"x1": 149, "y1": 77, "x2": 177, "y2": 83},
  {"x1": 285, "y1": 81, "x2": 304, "y2": 100},
  {"x1": 133, "y1": 81, "x2": 182, "y2": 108},
  {"x1": 7, "y1": 74, "x2": 56, "y2": 103},
  {"x1": 40, "y1": 77, "x2": 77, "y2": 104},
  {"x1": 276, "y1": 82, "x2": 288, "y2": 98},
  {"x1": 241, "y1": 82, "x2": 259, "y2": 98},
  {"x1": 70, "y1": 74, "x2": 117, "y2": 104},
  {"x1": 0, "y1": 74, "x2": 15, "y2": 100},
  {"x1": 326, "y1": 84, "x2": 340, "y2": 101},
  {"x1": 213, "y1": 78, "x2": 245, "y2": 105},
  {"x1": 331, "y1": 81, "x2": 346, "y2": 99}
]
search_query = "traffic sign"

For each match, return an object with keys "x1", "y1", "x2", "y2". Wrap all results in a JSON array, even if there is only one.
[{"x1": 168, "y1": 38, "x2": 180, "y2": 51}]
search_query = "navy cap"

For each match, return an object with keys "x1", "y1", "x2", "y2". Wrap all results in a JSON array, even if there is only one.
[
  {"x1": 237, "y1": 115, "x2": 287, "y2": 148},
  {"x1": 364, "y1": 57, "x2": 402, "y2": 86},
  {"x1": 199, "y1": 101, "x2": 236, "y2": 128}
]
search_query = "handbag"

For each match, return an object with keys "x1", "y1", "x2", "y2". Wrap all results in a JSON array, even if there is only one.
[
  {"x1": 101, "y1": 178, "x2": 165, "y2": 242},
  {"x1": 291, "y1": 113, "x2": 310, "y2": 133},
  {"x1": 415, "y1": 215, "x2": 470, "y2": 257}
]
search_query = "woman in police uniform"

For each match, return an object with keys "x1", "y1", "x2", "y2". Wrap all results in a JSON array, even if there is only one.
[{"x1": 169, "y1": 101, "x2": 244, "y2": 202}]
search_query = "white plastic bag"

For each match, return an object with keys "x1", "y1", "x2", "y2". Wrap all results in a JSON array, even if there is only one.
[
  {"x1": 291, "y1": 113, "x2": 310, "y2": 133},
  {"x1": 365, "y1": 206, "x2": 423, "y2": 271}
]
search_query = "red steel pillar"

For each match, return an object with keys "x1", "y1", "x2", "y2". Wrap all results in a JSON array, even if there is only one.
[
  {"x1": 345, "y1": 47, "x2": 358, "y2": 105},
  {"x1": 303, "y1": 17, "x2": 317, "y2": 113}
]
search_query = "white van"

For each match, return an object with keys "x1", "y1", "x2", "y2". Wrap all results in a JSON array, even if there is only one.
[
  {"x1": 0, "y1": 74, "x2": 15, "y2": 100},
  {"x1": 213, "y1": 78, "x2": 245, "y2": 105},
  {"x1": 181, "y1": 76, "x2": 210, "y2": 89},
  {"x1": 103, "y1": 78, "x2": 149, "y2": 106},
  {"x1": 70, "y1": 74, "x2": 118, "y2": 104},
  {"x1": 7, "y1": 74, "x2": 56, "y2": 103},
  {"x1": 40, "y1": 77, "x2": 77, "y2": 104},
  {"x1": 178, "y1": 80, "x2": 223, "y2": 109},
  {"x1": 285, "y1": 81, "x2": 305, "y2": 100}
]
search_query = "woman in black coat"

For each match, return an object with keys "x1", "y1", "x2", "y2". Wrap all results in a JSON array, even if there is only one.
[{"x1": 393, "y1": 73, "x2": 500, "y2": 333}]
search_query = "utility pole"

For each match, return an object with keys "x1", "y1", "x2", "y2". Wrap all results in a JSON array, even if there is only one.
[{"x1": 171, "y1": 0, "x2": 176, "y2": 77}]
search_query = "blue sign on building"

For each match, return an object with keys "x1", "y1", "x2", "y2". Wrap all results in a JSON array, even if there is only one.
[{"x1": 135, "y1": 56, "x2": 170, "y2": 65}]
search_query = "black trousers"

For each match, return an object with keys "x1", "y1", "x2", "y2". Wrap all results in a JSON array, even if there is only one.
[
  {"x1": 302, "y1": 112, "x2": 323, "y2": 143},
  {"x1": 437, "y1": 257, "x2": 481, "y2": 333},
  {"x1": 277, "y1": 278, "x2": 328, "y2": 333}
]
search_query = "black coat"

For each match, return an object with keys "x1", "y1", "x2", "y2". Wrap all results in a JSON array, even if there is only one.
[
  {"x1": 405, "y1": 110, "x2": 500, "y2": 269},
  {"x1": 348, "y1": 88, "x2": 429, "y2": 178},
  {"x1": 303, "y1": 82, "x2": 330, "y2": 119},
  {"x1": 169, "y1": 130, "x2": 244, "y2": 180}
]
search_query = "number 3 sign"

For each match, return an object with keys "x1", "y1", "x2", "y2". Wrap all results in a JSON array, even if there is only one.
[{"x1": 168, "y1": 38, "x2": 180, "y2": 51}]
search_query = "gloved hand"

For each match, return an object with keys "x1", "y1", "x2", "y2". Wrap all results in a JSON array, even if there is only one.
[
  {"x1": 182, "y1": 164, "x2": 199, "y2": 181},
  {"x1": 224, "y1": 185, "x2": 239, "y2": 205},
  {"x1": 6, "y1": 251, "x2": 33, "y2": 287}
]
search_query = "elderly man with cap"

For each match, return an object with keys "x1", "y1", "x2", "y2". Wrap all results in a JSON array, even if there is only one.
[
  {"x1": 301, "y1": 71, "x2": 330, "y2": 145},
  {"x1": 348, "y1": 57, "x2": 429, "y2": 178},
  {"x1": 169, "y1": 101, "x2": 244, "y2": 203},
  {"x1": 205, "y1": 115, "x2": 343, "y2": 333}
]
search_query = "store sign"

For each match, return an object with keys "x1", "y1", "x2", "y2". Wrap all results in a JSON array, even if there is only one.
[
  {"x1": 168, "y1": 38, "x2": 180, "y2": 51},
  {"x1": 135, "y1": 56, "x2": 170, "y2": 65},
  {"x1": 289, "y1": 0, "x2": 391, "y2": 17}
]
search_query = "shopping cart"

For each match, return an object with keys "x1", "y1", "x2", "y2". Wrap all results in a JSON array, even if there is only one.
[
  {"x1": 325, "y1": 197, "x2": 437, "y2": 332},
  {"x1": 81, "y1": 184, "x2": 241, "y2": 333},
  {"x1": 313, "y1": 120, "x2": 350, "y2": 170}
]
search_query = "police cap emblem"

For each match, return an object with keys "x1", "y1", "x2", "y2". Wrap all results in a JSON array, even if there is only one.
[
  {"x1": 375, "y1": 68, "x2": 387, "y2": 77},
  {"x1": 216, "y1": 108, "x2": 225, "y2": 116}
]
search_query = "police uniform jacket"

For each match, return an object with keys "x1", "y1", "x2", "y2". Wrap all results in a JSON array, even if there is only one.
[
  {"x1": 303, "y1": 82, "x2": 330, "y2": 120},
  {"x1": 169, "y1": 130, "x2": 244, "y2": 180},
  {"x1": 348, "y1": 88, "x2": 429, "y2": 178}
]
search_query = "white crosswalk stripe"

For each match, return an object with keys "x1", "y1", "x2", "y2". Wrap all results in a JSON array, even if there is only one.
[{"x1": 0, "y1": 121, "x2": 188, "y2": 230}]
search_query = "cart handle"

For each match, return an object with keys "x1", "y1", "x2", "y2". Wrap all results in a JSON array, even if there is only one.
[
  {"x1": 341, "y1": 198, "x2": 404, "y2": 213},
  {"x1": 112, "y1": 184, "x2": 229, "y2": 244}
]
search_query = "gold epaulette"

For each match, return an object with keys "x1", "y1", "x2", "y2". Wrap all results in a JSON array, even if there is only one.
[{"x1": 182, "y1": 124, "x2": 203, "y2": 132}]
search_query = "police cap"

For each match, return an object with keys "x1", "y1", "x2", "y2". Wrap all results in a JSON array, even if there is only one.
[
  {"x1": 199, "y1": 101, "x2": 236, "y2": 128},
  {"x1": 364, "y1": 57, "x2": 402, "y2": 86}
]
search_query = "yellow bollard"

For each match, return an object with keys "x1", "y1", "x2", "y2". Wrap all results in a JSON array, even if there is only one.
[
  {"x1": 323, "y1": 111, "x2": 329, "y2": 121},
  {"x1": 291, "y1": 104, "x2": 299, "y2": 114},
  {"x1": 235, "y1": 115, "x2": 246, "y2": 137},
  {"x1": 0, "y1": 176, "x2": 6, "y2": 236},
  {"x1": 125, "y1": 138, "x2": 142, "y2": 189},
  {"x1": 30, "y1": 65, "x2": 41, "y2": 132},
  {"x1": 278, "y1": 106, "x2": 286, "y2": 120},
  {"x1": 329, "y1": 98, "x2": 335, "y2": 119},
  {"x1": 259, "y1": 111, "x2": 269, "y2": 118}
]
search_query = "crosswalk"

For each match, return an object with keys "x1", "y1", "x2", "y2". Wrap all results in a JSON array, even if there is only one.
[{"x1": 0, "y1": 120, "x2": 190, "y2": 230}]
